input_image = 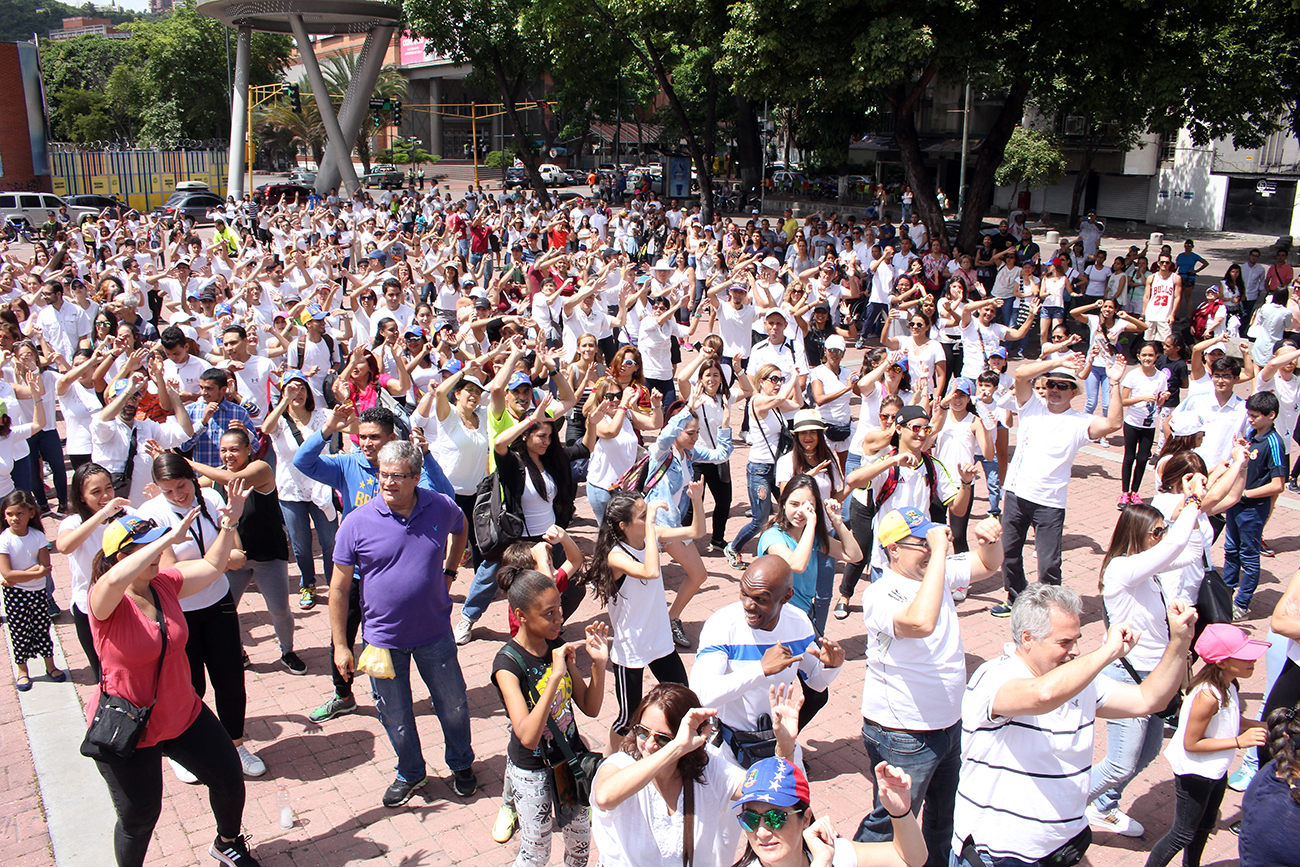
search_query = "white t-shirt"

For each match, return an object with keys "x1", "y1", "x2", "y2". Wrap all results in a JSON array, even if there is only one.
[
  {"x1": 0, "y1": 526, "x2": 48, "y2": 592},
  {"x1": 809, "y1": 365, "x2": 853, "y2": 425},
  {"x1": 960, "y1": 319, "x2": 1007, "y2": 378},
  {"x1": 1121, "y1": 368, "x2": 1166, "y2": 429},
  {"x1": 866, "y1": 451, "x2": 960, "y2": 569},
  {"x1": 607, "y1": 542, "x2": 674, "y2": 667},
  {"x1": 861, "y1": 557, "x2": 971, "y2": 730},
  {"x1": 57, "y1": 514, "x2": 105, "y2": 612},
  {"x1": 136, "y1": 489, "x2": 231, "y2": 611},
  {"x1": 59, "y1": 382, "x2": 102, "y2": 456},
  {"x1": 520, "y1": 467, "x2": 558, "y2": 536},
  {"x1": 165, "y1": 354, "x2": 206, "y2": 398},
  {"x1": 638, "y1": 316, "x2": 684, "y2": 380},
  {"x1": 896, "y1": 336, "x2": 945, "y2": 391},
  {"x1": 1256, "y1": 371, "x2": 1300, "y2": 449},
  {"x1": 1165, "y1": 682, "x2": 1239, "y2": 779},
  {"x1": 1150, "y1": 492, "x2": 1213, "y2": 602},
  {"x1": 1003, "y1": 398, "x2": 1093, "y2": 509},
  {"x1": 716, "y1": 302, "x2": 756, "y2": 357},
  {"x1": 593, "y1": 745, "x2": 746, "y2": 867},
  {"x1": 268, "y1": 409, "x2": 337, "y2": 517},
  {"x1": 428, "y1": 407, "x2": 490, "y2": 497},
  {"x1": 953, "y1": 648, "x2": 1117, "y2": 862},
  {"x1": 589, "y1": 415, "x2": 640, "y2": 490}
]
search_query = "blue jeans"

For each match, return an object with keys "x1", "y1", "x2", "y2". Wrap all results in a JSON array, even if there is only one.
[
  {"x1": 588, "y1": 484, "x2": 614, "y2": 527},
  {"x1": 811, "y1": 552, "x2": 835, "y2": 634},
  {"x1": 979, "y1": 458, "x2": 1002, "y2": 516},
  {"x1": 1084, "y1": 365, "x2": 1109, "y2": 416},
  {"x1": 27, "y1": 428, "x2": 66, "y2": 510},
  {"x1": 280, "y1": 499, "x2": 337, "y2": 590},
  {"x1": 1087, "y1": 661, "x2": 1164, "y2": 814},
  {"x1": 845, "y1": 452, "x2": 863, "y2": 476},
  {"x1": 731, "y1": 462, "x2": 776, "y2": 554},
  {"x1": 1224, "y1": 498, "x2": 1269, "y2": 610},
  {"x1": 857, "y1": 719, "x2": 961, "y2": 867},
  {"x1": 369, "y1": 632, "x2": 475, "y2": 783},
  {"x1": 470, "y1": 251, "x2": 493, "y2": 283},
  {"x1": 461, "y1": 559, "x2": 500, "y2": 625}
]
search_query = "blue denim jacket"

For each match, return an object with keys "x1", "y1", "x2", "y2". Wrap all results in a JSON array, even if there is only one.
[{"x1": 645, "y1": 407, "x2": 733, "y2": 525}]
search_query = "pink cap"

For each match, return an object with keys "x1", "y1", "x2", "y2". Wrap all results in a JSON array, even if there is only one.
[{"x1": 1194, "y1": 623, "x2": 1270, "y2": 663}]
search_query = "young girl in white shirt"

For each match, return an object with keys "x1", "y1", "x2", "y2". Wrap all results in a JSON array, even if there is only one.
[{"x1": 0, "y1": 491, "x2": 62, "y2": 691}]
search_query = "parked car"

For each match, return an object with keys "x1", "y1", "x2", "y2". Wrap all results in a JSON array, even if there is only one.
[
  {"x1": 536, "y1": 163, "x2": 569, "y2": 186},
  {"x1": 504, "y1": 167, "x2": 528, "y2": 189},
  {"x1": 152, "y1": 191, "x2": 226, "y2": 225},
  {"x1": 254, "y1": 183, "x2": 313, "y2": 206},
  {"x1": 63, "y1": 194, "x2": 133, "y2": 214},
  {"x1": 287, "y1": 170, "x2": 317, "y2": 186},
  {"x1": 360, "y1": 166, "x2": 404, "y2": 189},
  {"x1": 0, "y1": 191, "x2": 98, "y2": 228}
]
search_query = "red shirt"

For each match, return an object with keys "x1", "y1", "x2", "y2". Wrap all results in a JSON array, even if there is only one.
[
  {"x1": 469, "y1": 223, "x2": 491, "y2": 254},
  {"x1": 89, "y1": 569, "x2": 202, "y2": 748}
]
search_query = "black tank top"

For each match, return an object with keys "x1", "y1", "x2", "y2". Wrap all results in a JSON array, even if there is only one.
[{"x1": 238, "y1": 486, "x2": 289, "y2": 562}]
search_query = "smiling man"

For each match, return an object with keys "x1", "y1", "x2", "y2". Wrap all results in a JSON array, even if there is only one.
[{"x1": 689, "y1": 554, "x2": 843, "y2": 768}]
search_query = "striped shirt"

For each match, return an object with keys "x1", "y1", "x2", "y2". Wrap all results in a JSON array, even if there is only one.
[{"x1": 952, "y1": 645, "x2": 1117, "y2": 862}]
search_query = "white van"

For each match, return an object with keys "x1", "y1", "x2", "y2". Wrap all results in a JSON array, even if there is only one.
[{"x1": 0, "y1": 192, "x2": 97, "y2": 228}]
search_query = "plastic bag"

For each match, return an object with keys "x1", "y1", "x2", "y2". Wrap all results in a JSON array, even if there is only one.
[{"x1": 356, "y1": 645, "x2": 395, "y2": 679}]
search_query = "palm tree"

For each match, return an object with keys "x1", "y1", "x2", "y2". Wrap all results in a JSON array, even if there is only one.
[{"x1": 253, "y1": 56, "x2": 408, "y2": 175}]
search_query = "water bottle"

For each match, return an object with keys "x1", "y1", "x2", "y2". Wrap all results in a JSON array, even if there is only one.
[{"x1": 276, "y1": 784, "x2": 294, "y2": 829}]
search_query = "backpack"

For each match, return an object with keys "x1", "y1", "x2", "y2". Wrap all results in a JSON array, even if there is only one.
[
  {"x1": 472, "y1": 470, "x2": 527, "y2": 561},
  {"x1": 295, "y1": 333, "x2": 336, "y2": 372},
  {"x1": 1190, "y1": 298, "x2": 1222, "y2": 339},
  {"x1": 612, "y1": 449, "x2": 673, "y2": 494},
  {"x1": 874, "y1": 450, "x2": 940, "y2": 510}
]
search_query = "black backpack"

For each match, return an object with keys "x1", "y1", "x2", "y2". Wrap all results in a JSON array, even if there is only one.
[{"x1": 472, "y1": 470, "x2": 527, "y2": 561}]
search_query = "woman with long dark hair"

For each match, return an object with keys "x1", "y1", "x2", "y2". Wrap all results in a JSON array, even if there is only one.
[
  {"x1": 55, "y1": 463, "x2": 129, "y2": 682},
  {"x1": 86, "y1": 491, "x2": 260, "y2": 867},
  {"x1": 135, "y1": 454, "x2": 263, "y2": 780},
  {"x1": 584, "y1": 487, "x2": 705, "y2": 749},
  {"x1": 1238, "y1": 702, "x2": 1300, "y2": 866},
  {"x1": 1086, "y1": 481, "x2": 1209, "y2": 836}
]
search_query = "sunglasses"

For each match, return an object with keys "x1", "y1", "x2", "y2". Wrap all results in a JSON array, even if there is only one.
[
  {"x1": 904, "y1": 423, "x2": 932, "y2": 435},
  {"x1": 632, "y1": 724, "x2": 673, "y2": 749},
  {"x1": 1044, "y1": 380, "x2": 1076, "y2": 391},
  {"x1": 909, "y1": 321, "x2": 926, "y2": 329},
  {"x1": 622, "y1": 359, "x2": 639, "y2": 368},
  {"x1": 738, "y1": 808, "x2": 804, "y2": 833},
  {"x1": 765, "y1": 375, "x2": 786, "y2": 384}
]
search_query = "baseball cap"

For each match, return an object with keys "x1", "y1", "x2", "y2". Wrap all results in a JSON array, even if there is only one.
[
  {"x1": 280, "y1": 370, "x2": 309, "y2": 389},
  {"x1": 734, "y1": 758, "x2": 810, "y2": 811},
  {"x1": 471, "y1": 293, "x2": 491, "y2": 308},
  {"x1": 1194, "y1": 624, "x2": 1270, "y2": 663},
  {"x1": 1170, "y1": 413, "x2": 1205, "y2": 437},
  {"x1": 365, "y1": 250, "x2": 386, "y2": 261},
  {"x1": 507, "y1": 372, "x2": 533, "y2": 391},
  {"x1": 110, "y1": 379, "x2": 139, "y2": 398},
  {"x1": 877, "y1": 506, "x2": 945, "y2": 546},
  {"x1": 761, "y1": 256, "x2": 780, "y2": 270},
  {"x1": 824, "y1": 335, "x2": 847, "y2": 353},
  {"x1": 789, "y1": 409, "x2": 826, "y2": 433},
  {"x1": 301, "y1": 304, "x2": 328, "y2": 322},
  {"x1": 988, "y1": 346, "x2": 1009, "y2": 360},
  {"x1": 950, "y1": 377, "x2": 975, "y2": 396},
  {"x1": 179, "y1": 325, "x2": 199, "y2": 342},
  {"x1": 102, "y1": 515, "x2": 168, "y2": 558},
  {"x1": 440, "y1": 359, "x2": 463, "y2": 376},
  {"x1": 652, "y1": 258, "x2": 672, "y2": 271},
  {"x1": 404, "y1": 325, "x2": 425, "y2": 340},
  {"x1": 896, "y1": 404, "x2": 929, "y2": 425},
  {"x1": 215, "y1": 302, "x2": 234, "y2": 317},
  {"x1": 168, "y1": 311, "x2": 195, "y2": 326},
  {"x1": 457, "y1": 374, "x2": 486, "y2": 392}
]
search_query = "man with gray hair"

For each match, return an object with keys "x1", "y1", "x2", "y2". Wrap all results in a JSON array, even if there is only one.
[
  {"x1": 330, "y1": 439, "x2": 475, "y2": 808},
  {"x1": 950, "y1": 584, "x2": 1197, "y2": 867}
]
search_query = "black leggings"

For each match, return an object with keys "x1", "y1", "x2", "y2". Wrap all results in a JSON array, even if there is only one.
[
  {"x1": 72, "y1": 603, "x2": 102, "y2": 682},
  {"x1": 839, "y1": 496, "x2": 875, "y2": 599},
  {"x1": 697, "y1": 462, "x2": 733, "y2": 547},
  {"x1": 1123, "y1": 423, "x2": 1156, "y2": 492},
  {"x1": 183, "y1": 592, "x2": 247, "y2": 741},
  {"x1": 95, "y1": 703, "x2": 245, "y2": 867},
  {"x1": 1258, "y1": 659, "x2": 1300, "y2": 766},
  {"x1": 798, "y1": 673, "x2": 829, "y2": 731},
  {"x1": 610, "y1": 653, "x2": 689, "y2": 734},
  {"x1": 1144, "y1": 773, "x2": 1227, "y2": 867},
  {"x1": 332, "y1": 578, "x2": 364, "y2": 698}
]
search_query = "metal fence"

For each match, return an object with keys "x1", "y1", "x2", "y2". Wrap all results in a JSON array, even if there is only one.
[{"x1": 49, "y1": 149, "x2": 230, "y2": 213}]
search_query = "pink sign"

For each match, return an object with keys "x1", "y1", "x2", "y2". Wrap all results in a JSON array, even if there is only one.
[{"x1": 399, "y1": 35, "x2": 442, "y2": 66}]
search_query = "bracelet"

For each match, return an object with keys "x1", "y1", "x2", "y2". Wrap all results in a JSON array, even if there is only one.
[
  {"x1": 219, "y1": 522, "x2": 238, "y2": 531},
  {"x1": 444, "y1": 568, "x2": 457, "y2": 577},
  {"x1": 1184, "y1": 494, "x2": 1203, "y2": 506},
  {"x1": 887, "y1": 808, "x2": 911, "y2": 820}
]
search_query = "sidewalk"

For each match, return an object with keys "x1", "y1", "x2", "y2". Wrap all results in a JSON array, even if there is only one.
[{"x1": 12, "y1": 348, "x2": 1290, "y2": 866}]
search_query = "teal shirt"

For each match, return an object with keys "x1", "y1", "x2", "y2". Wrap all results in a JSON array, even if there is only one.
[{"x1": 756, "y1": 526, "x2": 824, "y2": 615}]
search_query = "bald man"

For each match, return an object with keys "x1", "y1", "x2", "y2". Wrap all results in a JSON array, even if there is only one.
[{"x1": 690, "y1": 554, "x2": 843, "y2": 767}]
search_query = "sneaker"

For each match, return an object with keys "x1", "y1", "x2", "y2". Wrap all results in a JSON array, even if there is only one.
[
  {"x1": 1117, "y1": 493, "x2": 1130, "y2": 510},
  {"x1": 670, "y1": 618, "x2": 690, "y2": 648},
  {"x1": 1098, "y1": 436, "x2": 1110, "y2": 448},
  {"x1": 242, "y1": 649, "x2": 252, "y2": 670},
  {"x1": 1085, "y1": 803, "x2": 1144, "y2": 837},
  {"x1": 833, "y1": 601, "x2": 850, "y2": 620},
  {"x1": 990, "y1": 602, "x2": 1013, "y2": 618},
  {"x1": 1229, "y1": 819, "x2": 1242, "y2": 836},
  {"x1": 453, "y1": 616, "x2": 474, "y2": 646},
  {"x1": 237, "y1": 745, "x2": 266, "y2": 777},
  {"x1": 298, "y1": 587, "x2": 316, "y2": 610},
  {"x1": 210, "y1": 834, "x2": 260, "y2": 867},
  {"x1": 46, "y1": 598, "x2": 61, "y2": 618},
  {"x1": 309, "y1": 694, "x2": 357, "y2": 723},
  {"x1": 279, "y1": 651, "x2": 307, "y2": 675},
  {"x1": 1233, "y1": 605, "x2": 1249, "y2": 622},
  {"x1": 1260, "y1": 541, "x2": 1276, "y2": 558},
  {"x1": 491, "y1": 801, "x2": 518, "y2": 844},
  {"x1": 855, "y1": 336, "x2": 867, "y2": 349},
  {"x1": 951, "y1": 587, "x2": 969, "y2": 603},
  {"x1": 169, "y1": 757, "x2": 199, "y2": 784},
  {"x1": 452, "y1": 767, "x2": 478, "y2": 797},
  {"x1": 1130, "y1": 494, "x2": 1143, "y2": 505},
  {"x1": 1228, "y1": 760, "x2": 1257, "y2": 792},
  {"x1": 1288, "y1": 480, "x2": 1300, "y2": 495},
  {"x1": 382, "y1": 775, "x2": 427, "y2": 808},
  {"x1": 724, "y1": 546, "x2": 745, "y2": 571}
]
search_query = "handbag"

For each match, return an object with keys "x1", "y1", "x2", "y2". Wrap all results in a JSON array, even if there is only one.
[
  {"x1": 961, "y1": 826, "x2": 1090, "y2": 867},
  {"x1": 80, "y1": 587, "x2": 167, "y2": 764},
  {"x1": 1195, "y1": 558, "x2": 1234, "y2": 628},
  {"x1": 716, "y1": 716, "x2": 779, "y2": 769},
  {"x1": 502, "y1": 646, "x2": 602, "y2": 808}
]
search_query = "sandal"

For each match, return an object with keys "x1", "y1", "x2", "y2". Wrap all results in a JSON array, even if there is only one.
[{"x1": 15, "y1": 675, "x2": 31, "y2": 692}]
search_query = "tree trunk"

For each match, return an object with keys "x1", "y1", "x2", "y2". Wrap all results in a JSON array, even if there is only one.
[
  {"x1": 1067, "y1": 132, "x2": 1099, "y2": 227},
  {"x1": 734, "y1": 94, "x2": 763, "y2": 205},
  {"x1": 640, "y1": 35, "x2": 714, "y2": 222},
  {"x1": 489, "y1": 49, "x2": 551, "y2": 207},
  {"x1": 889, "y1": 67, "x2": 946, "y2": 246},
  {"x1": 956, "y1": 78, "x2": 1031, "y2": 252}
]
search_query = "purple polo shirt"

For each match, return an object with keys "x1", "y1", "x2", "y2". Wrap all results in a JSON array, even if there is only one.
[{"x1": 333, "y1": 487, "x2": 465, "y2": 649}]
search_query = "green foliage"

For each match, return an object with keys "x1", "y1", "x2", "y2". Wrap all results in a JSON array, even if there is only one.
[
  {"x1": 378, "y1": 140, "x2": 439, "y2": 165},
  {"x1": 0, "y1": 0, "x2": 141, "y2": 44},
  {"x1": 995, "y1": 126, "x2": 1066, "y2": 190}
]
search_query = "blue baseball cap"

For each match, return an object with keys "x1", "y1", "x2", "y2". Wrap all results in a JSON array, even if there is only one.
[
  {"x1": 440, "y1": 359, "x2": 463, "y2": 375},
  {"x1": 110, "y1": 379, "x2": 140, "y2": 398},
  {"x1": 989, "y1": 346, "x2": 1008, "y2": 360},
  {"x1": 734, "y1": 758, "x2": 811, "y2": 811},
  {"x1": 507, "y1": 372, "x2": 533, "y2": 391},
  {"x1": 950, "y1": 377, "x2": 975, "y2": 396},
  {"x1": 215, "y1": 302, "x2": 234, "y2": 317},
  {"x1": 404, "y1": 325, "x2": 425, "y2": 340},
  {"x1": 280, "y1": 370, "x2": 309, "y2": 389}
]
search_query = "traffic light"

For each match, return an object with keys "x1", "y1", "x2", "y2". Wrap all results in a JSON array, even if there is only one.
[
  {"x1": 374, "y1": 110, "x2": 383, "y2": 129},
  {"x1": 392, "y1": 101, "x2": 402, "y2": 126},
  {"x1": 288, "y1": 83, "x2": 301, "y2": 114}
]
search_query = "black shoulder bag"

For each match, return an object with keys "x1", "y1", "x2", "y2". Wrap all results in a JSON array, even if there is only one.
[
  {"x1": 81, "y1": 587, "x2": 168, "y2": 764},
  {"x1": 111, "y1": 426, "x2": 138, "y2": 497},
  {"x1": 501, "y1": 645, "x2": 602, "y2": 808}
]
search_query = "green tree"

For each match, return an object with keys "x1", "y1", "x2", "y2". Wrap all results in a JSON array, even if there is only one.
[{"x1": 995, "y1": 126, "x2": 1066, "y2": 214}]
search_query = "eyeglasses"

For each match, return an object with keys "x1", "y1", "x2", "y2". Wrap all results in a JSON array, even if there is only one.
[
  {"x1": 905, "y1": 423, "x2": 932, "y2": 435},
  {"x1": 738, "y1": 808, "x2": 804, "y2": 833},
  {"x1": 632, "y1": 724, "x2": 673, "y2": 749},
  {"x1": 377, "y1": 471, "x2": 416, "y2": 482},
  {"x1": 895, "y1": 539, "x2": 930, "y2": 551}
]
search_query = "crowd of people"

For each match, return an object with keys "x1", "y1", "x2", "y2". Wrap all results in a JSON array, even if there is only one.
[{"x1": 2, "y1": 181, "x2": 1300, "y2": 867}]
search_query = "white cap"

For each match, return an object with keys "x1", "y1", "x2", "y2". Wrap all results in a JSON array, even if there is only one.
[
  {"x1": 824, "y1": 335, "x2": 847, "y2": 352},
  {"x1": 762, "y1": 256, "x2": 781, "y2": 270},
  {"x1": 179, "y1": 325, "x2": 198, "y2": 342},
  {"x1": 168, "y1": 311, "x2": 195, "y2": 326}
]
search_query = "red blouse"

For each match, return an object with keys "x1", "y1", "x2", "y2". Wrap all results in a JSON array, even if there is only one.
[{"x1": 89, "y1": 569, "x2": 202, "y2": 749}]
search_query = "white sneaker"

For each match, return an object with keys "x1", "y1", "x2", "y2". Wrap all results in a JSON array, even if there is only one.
[
  {"x1": 1085, "y1": 803, "x2": 1144, "y2": 837},
  {"x1": 168, "y1": 757, "x2": 199, "y2": 784},
  {"x1": 951, "y1": 587, "x2": 968, "y2": 603},
  {"x1": 453, "y1": 617, "x2": 473, "y2": 646},
  {"x1": 237, "y1": 744, "x2": 266, "y2": 777}
]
